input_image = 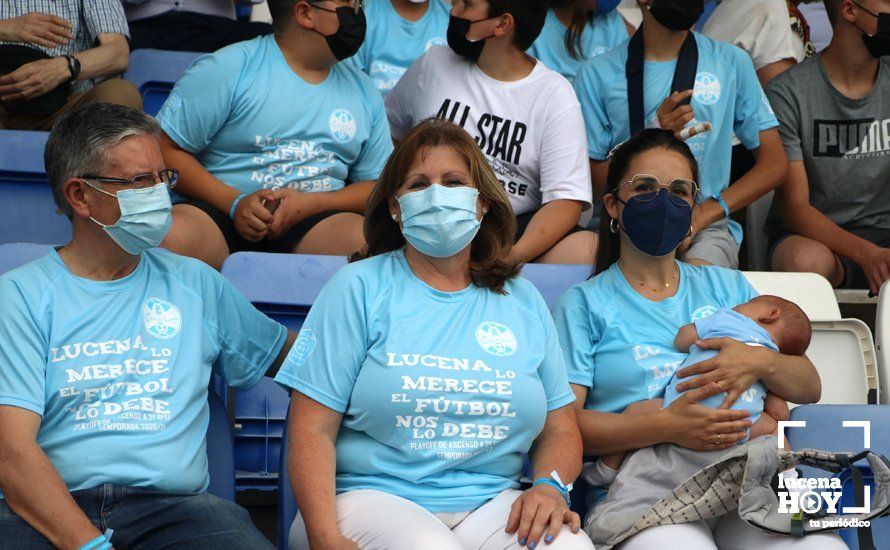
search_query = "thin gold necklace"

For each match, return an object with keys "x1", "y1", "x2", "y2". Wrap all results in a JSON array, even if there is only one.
[{"x1": 618, "y1": 261, "x2": 679, "y2": 293}]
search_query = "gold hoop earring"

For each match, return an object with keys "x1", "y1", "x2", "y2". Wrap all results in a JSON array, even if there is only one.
[{"x1": 609, "y1": 218, "x2": 619, "y2": 234}]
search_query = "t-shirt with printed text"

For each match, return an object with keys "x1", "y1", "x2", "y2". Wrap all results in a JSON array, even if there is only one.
[
  {"x1": 385, "y1": 46, "x2": 592, "y2": 217},
  {"x1": 274, "y1": 250, "x2": 575, "y2": 512},
  {"x1": 0, "y1": 249, "x2": 287, "y2": 495},
  {"x1": 157, "y1": 34, "x2": 393, "y2": 197}
]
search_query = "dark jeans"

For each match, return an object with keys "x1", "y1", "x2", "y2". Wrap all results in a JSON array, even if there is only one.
[
  {"x1": 0, "y1": 484, "x2": 273, "y2": 549},
  {"x1": 129, "y1": 11, "x2": 272, "y2": 53}
]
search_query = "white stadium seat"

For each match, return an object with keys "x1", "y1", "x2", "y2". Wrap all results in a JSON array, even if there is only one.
[{"x1": 744, "y1": 272, "x2": 878, "y2": 405}]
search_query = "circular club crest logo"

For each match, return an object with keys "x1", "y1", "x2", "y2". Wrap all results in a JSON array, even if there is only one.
[
  {"x1": 143, "y1": 298, "x2": 182, "y2": 339},
  {"x1": 329, "y1": 109, "x2": 357, "y2": 143},
  {"x1": 693, "y1": 72, "x2": 721, "y2": 105},
  {"x1": 290, "y1": 329, "x2": 317, "y2": 367},
  {"x1": 476, "y1": 321, "x2": 518, "y2": 357},
  {"x1": 692, "y1": 305, "x2": 718, "y2": 322},
  {"x1": 590, "y1": 46, "x2": 608, "y2": 58}
]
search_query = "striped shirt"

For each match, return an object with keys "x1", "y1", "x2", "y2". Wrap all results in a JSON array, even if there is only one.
[{"x1": 0, "y1": 0, "x2": 130, "y2": 93}]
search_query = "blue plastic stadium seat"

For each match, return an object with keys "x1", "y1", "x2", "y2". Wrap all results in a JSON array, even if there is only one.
[
  {"x1": 520, "y1": 263, "x2": 591, "y2": 309},
  {"x1": 123, "y1": 49, "x2": 203, "y2": 116},
  {"x1": 0, "y1": 131, "x2": 71, "y2": 245},
  {"x1": 220, "y1": 253, "x2": 348, "y2": 490},
  {"x1": 787, "y1": 405, "x2": 890, "y2": 549},
  {"x1": 0, "y1": 243, "x2": 235, "y2": 500}
]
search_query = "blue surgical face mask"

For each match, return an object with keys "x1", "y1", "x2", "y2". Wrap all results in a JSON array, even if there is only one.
[
  {"x1": 618, "y1": 189, "x2": 692, "y2": 257},
  {"x1": 87, "y1": 182, "x2": 173, "y2": 255},
  {"x1": 397, "y1": 184, "x2": 482, "y2": 258}
]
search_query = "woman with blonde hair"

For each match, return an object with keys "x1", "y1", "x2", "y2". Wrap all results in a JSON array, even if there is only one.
[{"x1": 275, "y1": 118, "x2": 593, "y2": 550}]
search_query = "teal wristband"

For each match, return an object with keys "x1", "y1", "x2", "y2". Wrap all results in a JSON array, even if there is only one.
[
  {"x1": 229, "y1": 193, "x2": 247, "y2": 219},
  {"x1": 711, "y1": 192, "x2": 730, "y2": 218},
  {"x1": 533, "y1": 478, "x2": 572, "y2": 506},
  {"x1": 79, "y1": 535, "x2": 110, "y2": 550}
]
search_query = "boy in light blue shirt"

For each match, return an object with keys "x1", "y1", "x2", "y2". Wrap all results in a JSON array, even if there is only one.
[
  {"x1": 156, "y1": 0, "x2": 393, "y2": 269},
  {"x1": 347, "y1": 0, "x2": 450, "y2": 95},
  {"x1": 573, "y1": 0, "x2": 787, "y2": 269}
]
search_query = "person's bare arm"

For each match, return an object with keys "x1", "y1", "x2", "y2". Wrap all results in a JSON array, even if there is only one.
[
  {"x1": 0, "y1": 406, "x2": 103, "y2": 549},
  {"x1": 0, "y1": 33, "x2": 129, "y2": 102},
  {"x1": 589, "y1": 159, "x2": 609, "y2": 205},
  {"x1": 571, "y1": 384, "x2": 750, "y2": 456},
  {"x1": 691, "y1": 128, "x2": 788, "y2": 236},
  {"x1": 778, "y1": 160, "x2": 890, "y2": 294},
  {"x1": 510, "y1": 200, "x2": 584, "y2": 263},
  {"x1": 756, "y1": 58, "x2": 796, "y2": 87},
  {"x1": 750, "y1": 391, "x2": 790, "y2": 440},
  {"x1": 159, "y1": 132, "x2": 276, "y2": 242},
  {"x1": 674, "y1": 323, "x2": 699, "y2": 352},
  {"x1": 289, "y1": 393, "x2": 358, "y2": 550}
]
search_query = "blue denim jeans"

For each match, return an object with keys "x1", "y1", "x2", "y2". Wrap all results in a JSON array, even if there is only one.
[{"x1": 0, "y1": 484, "x2": 273, "y2": 549}]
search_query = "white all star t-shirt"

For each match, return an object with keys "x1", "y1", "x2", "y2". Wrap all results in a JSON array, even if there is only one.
[{"x1": 385, "y1": 46, "x2": 592, "y2": 217}]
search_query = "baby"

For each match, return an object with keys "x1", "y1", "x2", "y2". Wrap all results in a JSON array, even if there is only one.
[{"x1": 585, "y1": 295, "x2": 813, "y2": 485}]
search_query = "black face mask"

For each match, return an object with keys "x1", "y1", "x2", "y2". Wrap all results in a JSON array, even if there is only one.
[
  {"x1": 447, "y1": 15, "x2": 497, "y2": 61},
  {"x1": 312, "y1": 5, "x2": 367, "y2": 61},
  {"x1": 649, "y1": 0, "x2": 704, "y2": 31},
  {"x1": 856, "y1": 3, "x2": 890, "y2": 59}
]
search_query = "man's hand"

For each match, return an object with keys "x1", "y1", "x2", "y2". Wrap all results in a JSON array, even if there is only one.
[
  {"x1": 854, "y1": 244, "x2": 890, "y2": 296},
  {"x1": 0, "y1": 57, "x2": 71, "y2": 102},
  {"x1": 0, "y1": 13, "x2": 72, "y2": 48}
]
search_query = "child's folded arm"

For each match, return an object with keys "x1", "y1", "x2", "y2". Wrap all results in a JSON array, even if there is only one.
[{"x1": 674, "y1": 322, "x2": 700, "y2": 352}]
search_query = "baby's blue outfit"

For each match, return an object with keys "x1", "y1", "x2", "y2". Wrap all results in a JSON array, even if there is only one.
[{"x1": 662, "y1": 308, "x2": 775, "y2": 428}]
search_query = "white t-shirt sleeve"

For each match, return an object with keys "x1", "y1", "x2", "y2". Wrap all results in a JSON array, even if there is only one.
[
  {"x1": 385, "y1": 50, "x2": 429, "y2": 141},
  {"x1": 703, "y1": 0, "x2": 800, "y2": 70},
  {"x1": 539, "y1": 83, "x2": 592, "y2": 208}
]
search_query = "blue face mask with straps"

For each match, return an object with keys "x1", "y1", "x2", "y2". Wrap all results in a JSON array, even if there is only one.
[
  {"x1": 397, "y1": 184, "x2": 482, "y2": 258},
  {"x1": 87, "y1": 182, "x2": 173, "y2": 255},
  {"x1": 618, "y1": 189, "x2": 692, "y2": 257}
]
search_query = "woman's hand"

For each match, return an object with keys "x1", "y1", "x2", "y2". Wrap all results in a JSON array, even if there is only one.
[
  {"x1": 267, "y1": 188, "x2": 324, "y2": 240},
  {"x1": 505, "y1": 484, "x2": 580, "y2": 548},
  {"x1": 232, "y1": 189, "x2": 276, "y2": 242},
  {"x1": 661, "y1": 382, "x2": 752, "y2": 451},
  {"x1": 673, "y1": 338, "x2": 775, "y2": 409}
]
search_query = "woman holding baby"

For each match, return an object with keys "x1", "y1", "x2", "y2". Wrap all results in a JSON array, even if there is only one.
[{"x1": 553, "y1": 129, "x2": 845, "y2": 548}]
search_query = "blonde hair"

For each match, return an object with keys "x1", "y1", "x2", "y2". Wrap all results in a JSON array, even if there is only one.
[{"x1": 359, "y1": 118, "x2": 521, "y2": 294}]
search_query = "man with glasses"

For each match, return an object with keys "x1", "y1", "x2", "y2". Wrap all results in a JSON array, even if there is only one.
[
  {"x1": 156, "y1": 0, "x2": 392, "y2": 270},
  {"x1": 0, "y1": 103, "x2": 294, "y2": 548},
  {"x1": 766, "y1": 0, "x2": 890, "y2": 294}
]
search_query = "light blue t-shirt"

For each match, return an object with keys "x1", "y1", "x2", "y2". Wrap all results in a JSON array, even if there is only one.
[
  {"x1": 0, "y1": 249, "x2": 287, "y2": 495},
  {"x1": 573, "y1": 32, "x2": 778, "y2": 243},
  {"x1": 157, "y1": 34, "x2": 393, "y2": 195},
  {"x1": 662, "y1": 308, "x2": 774, "y2": 426},
  {"x1": 347, "y1": 0, "x2": 449, "y2": 96},
  {"x1": 552, "y1": 261, "x2": 757, "y2": 415},
  {"x1": 528, "y1": 9, "x2": 628, "y2": 82},
  {"x1": 274, "y1": 250, "x2": 575, "y2": 513}
]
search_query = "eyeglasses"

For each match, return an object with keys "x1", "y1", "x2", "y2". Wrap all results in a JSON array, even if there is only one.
[
  {"x1": 309, "y1": 0, "x2": 363, "y2": 14},
  {"x1": 616, "y1": 174, "x2": 699, "y2": 205},
  {"x1": 80, "y1": 169, "x2": 178, "y2": 193}
]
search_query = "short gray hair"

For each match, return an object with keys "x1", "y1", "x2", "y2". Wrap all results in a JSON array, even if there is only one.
[{"x1": 44, "y1": 103, "x2": 161, "y2": 218}]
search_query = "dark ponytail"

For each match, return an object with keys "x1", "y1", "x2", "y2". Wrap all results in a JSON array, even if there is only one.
[
  {"x1": 594, "y1": 129, "x2": 700, "y2": 275},
  {"x1": 548, "y1": 0, "x2": 596, "y2": 60}
]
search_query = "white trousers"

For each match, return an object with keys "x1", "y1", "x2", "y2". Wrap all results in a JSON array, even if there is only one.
[
  {"x1": 618, "y1": 512, "x2": 848, "y2": 550},
  {"x1": 289, "y1": 489, "x2": 596, "y2": 550}
]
